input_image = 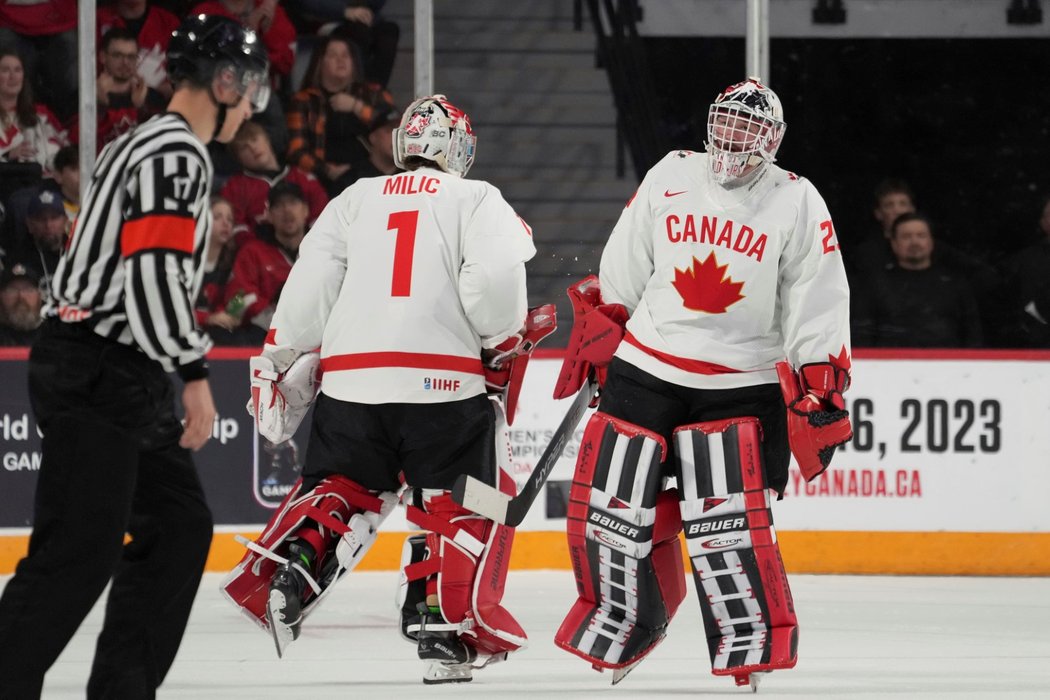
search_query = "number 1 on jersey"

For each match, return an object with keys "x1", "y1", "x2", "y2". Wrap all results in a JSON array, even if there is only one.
[{"x1": 387, "y1": 210, "x2": 419, "y2": 296}]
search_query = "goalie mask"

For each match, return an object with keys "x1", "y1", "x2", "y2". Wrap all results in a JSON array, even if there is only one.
[
  {"x1": 705, "y1": 78, "x2": 785, "y2": 184},
  {"x1": 393, "y1": 94, "x2": 477, "y2": 177}
]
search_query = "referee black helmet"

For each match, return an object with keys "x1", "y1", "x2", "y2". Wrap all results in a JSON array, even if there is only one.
[{"x1": 167, "y1": 14, "x2": 270, "y2": 113}]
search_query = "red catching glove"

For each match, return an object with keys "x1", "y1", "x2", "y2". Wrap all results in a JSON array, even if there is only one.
[
  {"x1": 553, "y1": 276, "x2": 628, "y2": 402},
  {"x1": 776, "y1": 361, "x2": 852, "y2": 481}
]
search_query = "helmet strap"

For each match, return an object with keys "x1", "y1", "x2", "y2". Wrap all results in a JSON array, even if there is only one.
[{"x1": 213, "y1": 104, "x2": 228, "y2": 141}]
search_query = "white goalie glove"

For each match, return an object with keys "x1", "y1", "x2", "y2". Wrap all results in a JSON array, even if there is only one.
[{"x1": 247, "y1": 352, "x2": 321, "y2": 444}]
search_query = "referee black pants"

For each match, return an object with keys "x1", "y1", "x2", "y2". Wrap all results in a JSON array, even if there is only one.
[{"x1": 0, "y1": 321, "x2": 213, "y2": 699}]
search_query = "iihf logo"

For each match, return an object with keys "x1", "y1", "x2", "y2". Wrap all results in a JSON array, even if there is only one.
[{"x1": 423, "y1": 377, "x2": 461, "y2": 392}]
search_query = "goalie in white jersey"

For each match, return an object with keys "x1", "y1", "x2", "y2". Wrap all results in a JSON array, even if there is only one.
[
  {"x1": 552, "y1": 79, "x2": 853, "y2": 689},
  {"x1": 222, "y1": 95, "x2": 547, "y2": 684}
]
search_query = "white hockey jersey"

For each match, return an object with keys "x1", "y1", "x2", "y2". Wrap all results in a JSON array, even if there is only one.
[
  {"x1": 265, "y1": 169, "x2": 536, "y2": 403},
  {"x1": 601, "y1": 150, "x2": 850, "y2": 390}
]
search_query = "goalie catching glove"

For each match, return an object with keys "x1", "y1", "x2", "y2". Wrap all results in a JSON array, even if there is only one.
[
  {"x1": 553, "y1": 276, "x2": 628, "y2": 403},
  {"x1": 248, "y1": 352, "x2": 321, "y2": 444},
  {"x1": 776, "y1": 361, "x2": 852, "y2": 481}
]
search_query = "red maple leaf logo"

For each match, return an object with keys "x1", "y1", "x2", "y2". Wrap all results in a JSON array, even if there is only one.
[
  {"x1": 672, "y1": 252, "x2": 745, "y2": 314},
  {"x1": 829, "y1": 345, "x2": 851, "y2": 372}
]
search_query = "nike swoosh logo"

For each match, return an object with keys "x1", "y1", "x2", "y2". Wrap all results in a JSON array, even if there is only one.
[{"x1": 664, "y1": 189, "x2": 687, "y2": 197}]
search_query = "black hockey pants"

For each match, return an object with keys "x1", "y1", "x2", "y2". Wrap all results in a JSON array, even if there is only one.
[{"x1": 0, "y1": 320, "x2": 213, "y2": 699}]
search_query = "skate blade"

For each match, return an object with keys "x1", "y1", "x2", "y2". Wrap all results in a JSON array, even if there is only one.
[
  {"x1": 611, "y1": 659, "x2": 642, "y2": 686},
  {"x1": 422, "y1": 662, "x2": 473, "y2": 684},
  {"x1": 733, "y1": 671, "x2": 769, "y2": 692},
  {"x1": 265, "y1": 590, "x2": 298, "y2": 659}
]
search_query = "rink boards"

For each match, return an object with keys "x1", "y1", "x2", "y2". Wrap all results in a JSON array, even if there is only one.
[{"x1": 1, "y1": 348, "x2": 1049, "y2": 575}]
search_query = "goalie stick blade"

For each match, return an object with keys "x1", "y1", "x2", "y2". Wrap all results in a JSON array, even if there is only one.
[
  {"x1": 453, "y1": 375, "x2": 598, "y2": 527},
  {"x1": 451, "y1": 474, "x2": 512, "y2": 523}
]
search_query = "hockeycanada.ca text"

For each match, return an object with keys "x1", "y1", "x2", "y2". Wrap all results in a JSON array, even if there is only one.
[{"x1": 786, "y1": 468, "x2": 922, "y2": 498}]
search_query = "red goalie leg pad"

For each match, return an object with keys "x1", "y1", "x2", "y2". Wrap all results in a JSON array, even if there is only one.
[
  {"x1": 675, "y1": 417, "x2": 798, "y2": 681},
  {"x1": 221, "y1": 475, "x2": 386, "y2": 628},
  {"x1": 405, "y1": 476, "x2": 526, "y2": 657},
  {"x1": 554, "y1": 412, "x2": 685, "y2": 673}
]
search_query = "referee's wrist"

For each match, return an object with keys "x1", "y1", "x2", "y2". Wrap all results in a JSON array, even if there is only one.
[{"x1": 177, "y1": 358, "x2": 210, "y2": 382}]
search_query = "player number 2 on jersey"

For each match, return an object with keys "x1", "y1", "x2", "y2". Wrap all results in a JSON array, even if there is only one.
[
  {"x1": 387, "y1": 210, "x2": 419, "y2": 296},
  {"x1": 820, "y1": 219, "x2": 840, "y2": 254}
]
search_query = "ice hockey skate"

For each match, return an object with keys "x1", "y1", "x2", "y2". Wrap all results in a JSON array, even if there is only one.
[
  {"x1": 415, "y1": 603, "x2": 478, "y2": 684},
  {"x1": 265, "y1": 560, "x2": 307, "y2": 658}
]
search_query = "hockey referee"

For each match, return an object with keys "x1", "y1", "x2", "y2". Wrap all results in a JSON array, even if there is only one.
[{"x1": 0, "y1": 16, "x2": 268, "y2": 699}]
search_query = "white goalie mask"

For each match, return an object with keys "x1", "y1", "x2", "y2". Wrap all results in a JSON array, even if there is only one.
[
  {"x1": 393, "y1": 94, "x2": 477, "y2": 177},
  {"x1": 705, "y1": 78, "x2": 786, "y2": 184}
]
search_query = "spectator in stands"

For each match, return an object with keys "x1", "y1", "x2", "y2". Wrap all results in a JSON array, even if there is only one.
[
  {"x1": 349, "y1": 107, "x2": 400, "y2": 180},
  {"x1": 853, "y1": 213, "x2": 982, "y2": 348},
  {"x1": 196, "y1": 196, "x2": 242, "y2": 343},
  {"x1": 191, "y1": 0, "x2": 296, "y2": 154},
  {"x1": 220, "y1": 120, "x2": 328, "y2": 241},
  {"x1": 293, "y1": 0, "x2": 400, "y2": 87},
  {"x1": 11, "y1": 189, "x2": 68, "y2": 298},
  {"x1": 0, "y1": 0, "x2": 77, "y2": 122},
  {"x1": 287, "y1": 33, "x2": 395, "y2": 197},
  {"x1": 223, "y1": 181, "x2": 309, "y2": 341},
  {"x1": 97, "y1": 28, "x2": 166, "y2": 147},
  {"x1": 50, "y1": 145, "x2": 79, "y2": 223},
  {"x1": 97, "y1": 0, "x2": 182, "y2": 100},
  {"x1": 0, "y1": 263, "x2": 43, "y2": 346},
  {"x1": 0, "y1": 48, "x2": 68, "y2": 179},
  {"x1": 844, "y1": 178, "x2": 915, "y2": 282},
  {"x1": 999, "y1": 195, "x2": 1050, "y2": 347},
  {"x1": 0, "y1": 146, "x2": 78, "y2": 273}
]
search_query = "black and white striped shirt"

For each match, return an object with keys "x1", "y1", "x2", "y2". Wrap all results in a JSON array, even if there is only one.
[{"x1": 45, "y1": 113, "x2": 214, "y2": 379}]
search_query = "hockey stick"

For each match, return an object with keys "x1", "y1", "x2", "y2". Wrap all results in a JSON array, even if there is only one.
[{"x1": 453, "y1": 374, "x2": 599, "y2": 527}]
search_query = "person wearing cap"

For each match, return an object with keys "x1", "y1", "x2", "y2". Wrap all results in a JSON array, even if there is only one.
[
  {"x1": 12, "y1": 187, "x2": 67, "y2": 295},
  {"x1": 222, "y1": 180, "x2": 309, "y2": 341},
  {"x1": 0, "y1": 263, "x2": 43, "y2": 345}
]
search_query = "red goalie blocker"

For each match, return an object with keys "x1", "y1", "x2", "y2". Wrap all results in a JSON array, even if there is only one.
[
  {"x1": 776, "y1": 361, "x2": 852, "y2": 481},
  {"x1": 553, "y1": 276, "x2": 628, "y2": 402},
  {"x1": 483, "y1": 304, "x2": 557, "y2": 424}
]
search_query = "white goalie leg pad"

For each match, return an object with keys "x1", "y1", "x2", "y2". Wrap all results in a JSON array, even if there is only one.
[
  {"x1": 676, "y1": 417, "x2": 798, "y2": 682},
  {"x1": 554, "y1": 412, "x2": 685, "y2": 674}
]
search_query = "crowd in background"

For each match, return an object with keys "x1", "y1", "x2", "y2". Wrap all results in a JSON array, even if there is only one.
[
  {"x1": 845, "y1": 180, "x2": 1050, "y2": 350},
  {"x1": 0, "y1": 0, "x2": 401, "y2": 347},
  {"x1": 2, "y1": 1, "x2": 1049, "y2": 351}
]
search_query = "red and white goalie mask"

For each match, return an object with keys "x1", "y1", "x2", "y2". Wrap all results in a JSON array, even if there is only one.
[
  {"x1": 393, "y1": 94, "x2": 477, "y2": 177},
  {"x1": 705, "y1": 78, "x2": 786, "y2": 185}
]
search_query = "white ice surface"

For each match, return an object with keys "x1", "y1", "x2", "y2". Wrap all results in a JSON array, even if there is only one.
[{"x1": 6, "y1": 571, "x2": 1049, "y2": 699}]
